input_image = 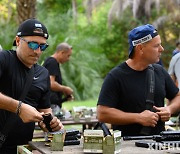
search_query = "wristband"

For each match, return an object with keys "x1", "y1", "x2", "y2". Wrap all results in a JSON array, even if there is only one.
[{"x1": 16, "y1": 101, "x2": 22, "y2": 115}]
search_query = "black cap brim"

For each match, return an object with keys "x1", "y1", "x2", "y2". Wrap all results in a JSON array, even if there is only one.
[{"x1": 13, "y1": 40, "x2": 16, "y2": 46}]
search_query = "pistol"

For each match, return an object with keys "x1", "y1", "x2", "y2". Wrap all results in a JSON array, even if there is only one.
[{"x1": 43, "y1": 113, "x2": 53, "y2": 132}]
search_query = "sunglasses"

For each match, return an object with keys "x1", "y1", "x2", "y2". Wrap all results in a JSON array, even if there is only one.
[{"x1": 20, "y1": 37, "x2": 49, "y2": 51}]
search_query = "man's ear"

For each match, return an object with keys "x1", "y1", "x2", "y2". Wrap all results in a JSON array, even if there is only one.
[
  {"x1": 136, "y1": 44, "x2": 144, "y2": 55},
  {"x1": 136, "y1": 44, "x2": 143, "y2": 51},
  {"x1": 16, "y1": 36, "x2": 21, "y2": 46},
  {"x1": 61, "y1": 51, "x2": 66, "y2": 55}
]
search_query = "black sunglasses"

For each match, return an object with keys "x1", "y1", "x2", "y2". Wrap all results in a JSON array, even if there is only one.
[{"x1": 20, "y1": 37, "x2": 49, "y2": 51}]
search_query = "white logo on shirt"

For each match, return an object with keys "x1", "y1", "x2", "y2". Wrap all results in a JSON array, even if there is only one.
[{"x1": 33, "y1": 77, "x2": 39, "y2": 80}]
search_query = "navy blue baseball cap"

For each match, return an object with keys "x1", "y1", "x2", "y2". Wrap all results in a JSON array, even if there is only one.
[
  {"x1": 13, "y1": 18, "x2": 49, "y2": 46},
  {"x1": 128, "y1": 24, "x2": 158, "y2": 57}
]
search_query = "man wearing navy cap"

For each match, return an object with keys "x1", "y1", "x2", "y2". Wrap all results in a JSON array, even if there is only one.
[
  {"x1": 0, "y1": 19, "x2": 63, "y2": 153},
  {"x1": 97, "y1": 24, "x2": 180, "y2": 136}
]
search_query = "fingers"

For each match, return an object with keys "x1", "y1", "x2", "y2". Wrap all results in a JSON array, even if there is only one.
[
  {"x1": 40, "y1": 116, "x2": 64, "y2": 132},
  {"x1": 151, "y1": 113, "x2": 159, "y2": 127},
  {"x1": 153, "y1": 106, "x2": 161, "y2": 112},
  {"x1": 40, "y1": 112, "x2": 44, "y2": 115},
  {"x1": 68, "y1": 94, "x2": 74, "y2": 101},
  {"x1": 140, "y1": 110, "x2": 158, "y2": 126},
  {"x1": 159, "y1": 114, "x2": 171, "y2": 121},
  {"x1": 20, "y1": 104, "x2": 44, "y2": 123},
  {"x1": 153, "y1": 106, "x2": 171, "y2": 122},
  {"x1": 50, "y1": 117, "x2": 64, "y2": 131},
  {"x1": 33, "y1": 114, "x2": 43, "y2": 122},
  {"x1": 151, "y1": 120, "x2": 157, "y2": 127},
  {"x1": 38, "y1": 121, "x2": 48, "y2": 132}
]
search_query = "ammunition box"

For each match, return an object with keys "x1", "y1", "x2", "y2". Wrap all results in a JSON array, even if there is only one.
[
  {"x1": 50, "y1": 131, "x2": 65, "y2": 151},
  {"x1": 103, "y1": 130, "x2": 121, "y2": 154},
  {"x1": 83, "y1": 129, "x2": 104, "y2": 153}
]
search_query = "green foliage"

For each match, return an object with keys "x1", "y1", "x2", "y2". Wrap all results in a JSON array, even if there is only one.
[
  {"x1": 0, "y1": 0, "x2": 16, "y2": 23},
  {"x1": 38, "y1": 10, "x2": 110, "y2": 100},
  {"x1": 0, "y1": 21, "x2": 17, "y2": 50},
  {"x1": 62, "y1": 99, "x2": 97, "y2": 111},
  {"x1": 89, "y1": 6, "x2": 141, "y2": 73},
  {"x1": 0, "y1": 0, "x2": 17, "y2": 50},
  {"x1": 38, "y1": 0, "x2": 72, "y2": 14},
  {"x1": 1, "y1": 0, "x2": 179, "y2": 101},
  {"x1": 61, "y1": 50, "x2": 106, "y2": 100}
]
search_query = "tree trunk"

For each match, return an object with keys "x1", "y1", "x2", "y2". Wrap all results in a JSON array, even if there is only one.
[
  {"x1": 16, "y1": 0, "x2": 37, "y2": 24},
  {"x1": 108, "y1": 0, "x2": 124, "y2": 29},
  {"x1": 72, "y1": 0, "x2": 78, "y2": 25},
  {"x1": 85, "y1": 0, "x2": 93, "y2": 24}
]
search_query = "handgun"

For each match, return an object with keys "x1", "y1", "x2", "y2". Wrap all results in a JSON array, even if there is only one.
[{"x1": 43, "y1": 113, "x2": 53, "y2": 132}]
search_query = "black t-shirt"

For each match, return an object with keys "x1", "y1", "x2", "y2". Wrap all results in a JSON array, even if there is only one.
[
  {"x1": 0, "y1": 50, "x2": 50, "y2": 148},
  {"x1": 98, "y1": 62, "x2": 179, "y2": 136},
  {"x1": 43, "y1": 57, "x2": 63, "y2": 107}
]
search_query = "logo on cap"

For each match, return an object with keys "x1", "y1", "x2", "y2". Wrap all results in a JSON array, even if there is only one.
[
  {"x1": 132, "y1": 34, "x2": 152, "y2": 46},
  {"x1": 35, "y1": 23, "x2": 42, "y2": 28}
]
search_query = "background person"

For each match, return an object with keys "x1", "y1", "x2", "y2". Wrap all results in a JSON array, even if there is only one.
[
  {"x1": 97, "y1": 24, "x2": 180, "y2": 136},
  {"x1": 43, "y1": 43, "x2": 74, "y2": 114},
  {"x1": 0, "y1": 18, "x2": 63, "y2": 153},
  {"x1": 172, "y1": 40, "x2": 180, "y2": 56},
  {"x1": 168, "y1": 51, "x2": 180, "y2": 89}
]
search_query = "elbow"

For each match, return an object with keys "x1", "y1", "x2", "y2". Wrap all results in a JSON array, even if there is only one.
[
  {"x1": 97, "y1": 113, "x2": 104, "y2": 122},
  {"x1": 97, "y1": 105, "x2": 107, "y2": 122}
]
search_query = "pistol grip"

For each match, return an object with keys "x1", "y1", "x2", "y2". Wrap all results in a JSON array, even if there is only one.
[{"x1": 43, "y1": 113, "x2": 53, "y2": 132}]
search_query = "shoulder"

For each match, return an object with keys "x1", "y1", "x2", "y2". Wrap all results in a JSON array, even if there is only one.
[
  {"x1": 0, "y1": 50, "x2": 15, "y2": 58},
  {"x1": 173, "y1": 53, "x2": 180, "y2": 61},
  {"x1": 44, "y1": 57, "x2": 56, "y2": 63},
  {"x1": 43, "y1": 57, "x2": 57, "y2": 67},
  {"x1": 0, "y1": 50, "x2": 16, "y2": 66},
  {"x1": 152, "y1": 64, "x2": 170, "y2": 78},
  {"x1": 110, "y1": 62, "x2": 126, "y2": 73},
  {"x1": 152, "y1": 63, "x2": 165, "y2": 72},
  {"x1": 105, "y1": 62, "x2": 127, "y2": 81},
  {"x1": 169, "y1": 53, "x2": 180, "y2": 67},
  {"x1": 152, "y1": 63, "x2": 162, "y2": 69}
]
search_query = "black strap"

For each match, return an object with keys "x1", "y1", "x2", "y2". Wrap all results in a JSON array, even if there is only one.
[
  {"x1": 145, "y1": 64, "x2": 155, "y2": 110},
  {"x1": 0, "y1": 66, "x2": 34, "y2": 148},
  {"x1": 140, "y1": 65, "x2": 155, "y2": 135},
  {"x1": 19, "y1": 66, "x2": 34, "y2": 101}
]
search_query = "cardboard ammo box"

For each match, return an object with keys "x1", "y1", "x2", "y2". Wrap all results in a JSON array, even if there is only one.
[
  {"x1": 103, "y1": 130, "x2": 121, "y2": 154},
  {"x1": 83, "y1": 129, "x2": 104, "y2": 153},
  {"x1": 49, "y1": 131, "x2": 65, "y2": 151}
]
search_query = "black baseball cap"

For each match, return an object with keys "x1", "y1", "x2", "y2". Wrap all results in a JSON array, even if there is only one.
[{"x1": 13, "y1": 18, "x2": 49, "y2": 46}]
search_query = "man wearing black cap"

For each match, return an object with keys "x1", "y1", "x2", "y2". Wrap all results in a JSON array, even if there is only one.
[
  {"x1": 97, "y1": 24, "x2": 180, "y2": 136},
  {"x1": 0, "y1": 18, "x2": 63, "y2": 153}
]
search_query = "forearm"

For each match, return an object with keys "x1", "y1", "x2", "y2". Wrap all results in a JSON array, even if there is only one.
[
  {"x1": 97, "y1": 105, "x2": 140, "y2": 125},
  {"x1": 0, "y1": 92, "x2": 19, "y2": 113},
  {"x1": 51, "y1": 81, "x2": 64, "y2": 92},
  {"x1": 167, "y1": 92, "x2": 180, "y2": 115}
]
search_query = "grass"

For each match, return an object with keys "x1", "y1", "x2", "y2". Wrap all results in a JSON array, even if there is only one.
[
  {"x1": 62, "y1": 99, "x2": 98, "y2": 131},
  {"x1": 62, "y1": 99, "x2": 97, "y2": 111}
]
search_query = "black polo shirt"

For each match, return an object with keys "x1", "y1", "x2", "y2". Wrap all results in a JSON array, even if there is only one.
[{"x1": 0, "y1": 50, "x2": 50, "y2": 149}]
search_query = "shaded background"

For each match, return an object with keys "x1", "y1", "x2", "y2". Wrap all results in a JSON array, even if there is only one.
[{"x1": 0, "y1": 0, "x2": 180, "y2": 101}]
